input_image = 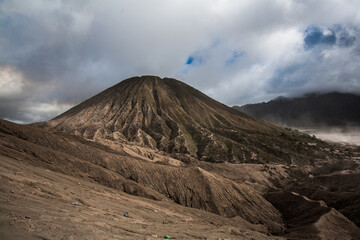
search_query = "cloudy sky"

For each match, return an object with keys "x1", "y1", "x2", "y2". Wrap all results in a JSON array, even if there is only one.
[{"x1": 1, "y1": 0, "x2": 360, "y2": 123}]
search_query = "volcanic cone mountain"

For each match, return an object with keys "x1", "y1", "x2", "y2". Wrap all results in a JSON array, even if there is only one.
[
  {"x1": 2, "y1": 76, "x2": 360, "y2": 239},
  {"x1": 48, "y1": 76, "x2": 327, "y2": 164}
]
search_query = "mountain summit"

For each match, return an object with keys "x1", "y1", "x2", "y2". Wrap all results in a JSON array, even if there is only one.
[{"x1": 48, "y1": 76, "x2": 326, "y2": 164}]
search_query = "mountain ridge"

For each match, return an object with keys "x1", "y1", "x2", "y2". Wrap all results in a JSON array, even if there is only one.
[
  {"x1": 234, "y1": 92, "x2": 360, "y2": 128},
  {"x1": 44, "y1": 75, "x2": 331, "y2": 165}
]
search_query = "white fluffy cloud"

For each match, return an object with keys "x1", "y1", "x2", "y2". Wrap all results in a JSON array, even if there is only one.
[
  {"x1": 0, "y1": 66, "x2": 24, "y2": 97},
  {"x1": 1, "y1": 0, "x2": 360, "y2": 122}
]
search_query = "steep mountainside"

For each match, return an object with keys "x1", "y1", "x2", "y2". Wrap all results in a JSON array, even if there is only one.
[
  {"x1": 234, "y1": 92, "x2": 360, "y2": 128},
  {"x1": 46, "y1": 76, "x2": 330, "y2": 165}
]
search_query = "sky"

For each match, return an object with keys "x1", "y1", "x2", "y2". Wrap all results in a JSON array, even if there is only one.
[{"x1": 1, "y1": 0, "x2": 360, "y2": 123}]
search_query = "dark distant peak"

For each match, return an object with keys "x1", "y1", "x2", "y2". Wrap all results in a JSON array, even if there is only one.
[
  {"x1": 269, "y1": 92, "x2": 360, "y2": 102},
  {"x1": 303, "y1": 92, "x2": 319, "y2": 98},
  {"x1": 273, "y1": 96, "x2": 287, "y2": 102},
  {"x1": 234, "y1": 91, "x2": 360, "y2": 128},
  {"x1": 300, "y1": 91, "x2": 360, "y2": 98},
  {"x1": 321, "y1": 91, "x2": 360, "y2": 98}
]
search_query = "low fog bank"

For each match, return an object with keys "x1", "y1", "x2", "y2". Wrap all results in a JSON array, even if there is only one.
[{"x1": 300, "y1": 127, "x2": 360, "y2": 146}]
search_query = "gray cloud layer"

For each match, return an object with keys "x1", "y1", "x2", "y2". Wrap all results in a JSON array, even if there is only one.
[{"x1": 1, "y1": 0, "x2": 360, "y2": 123}]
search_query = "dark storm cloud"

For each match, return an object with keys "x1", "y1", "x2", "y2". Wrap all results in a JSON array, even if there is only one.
[
  {"x1": 0, "y1": 99, "x2": 27, "y2": 123},
  {"x1": 1, "y1": 0, "x2": 360, "y2": 122},
  {"x1": 0, "y1": 0, "x2": 120, "y2": 118},
  {"x1": 334, "y1": 25, "x2": 357, "y2": 47}
]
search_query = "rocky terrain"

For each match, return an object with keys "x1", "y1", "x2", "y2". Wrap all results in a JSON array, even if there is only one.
[
  {"x1": 1, "y1": 76, "x2": 360, "y2": 239},
  {"x1": 45, "y1": 76, "x2": 333, "y2": 165}
]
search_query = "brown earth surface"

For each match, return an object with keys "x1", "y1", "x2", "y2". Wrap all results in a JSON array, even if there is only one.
[
  {"x1": 0, "y1": 118, "x2": 284, "y2": 239},
  {"x1": 0, "y1": 119, "x2": 285, "y2": 232},
  {"x1": 1, "y1": 155, "x2": 281, "y2": 240},
  {"x1": 265, "y1": 191, "x2": 360, "y2": 239},
  {"x1": 1, "y1": 118, "x2": 360, "y2": 239}
]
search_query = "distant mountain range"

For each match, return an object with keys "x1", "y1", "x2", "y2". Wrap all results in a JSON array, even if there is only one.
[{"x1": 234, "y1": 92, "x2": 360, "y2": 128}]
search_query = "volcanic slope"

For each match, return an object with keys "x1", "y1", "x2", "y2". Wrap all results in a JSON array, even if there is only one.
[
  {"x1": 0, "y1": 118, "x2": 285, "y2": 235},
  {"x1": 2, "y1": 119, "x2": 360, "y2": 239},
  {"x1": 47, "y1": 76, "x2": 329, "y2": 165}
]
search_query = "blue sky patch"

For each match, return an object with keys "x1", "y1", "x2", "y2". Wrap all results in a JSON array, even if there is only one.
[
  {"x1": 304, "y1": 26, "x2": 336, "y2": 49},
  {"x1": 185, "y1": 55, "x2": 203, "y2": 65},
  {"x1": 186, "y1": 56, "x2": 194, "y2": 65}
]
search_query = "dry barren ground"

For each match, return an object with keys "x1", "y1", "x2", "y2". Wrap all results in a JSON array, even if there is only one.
[{"x1": 0, "y1": 156, "x2": 282, "y2": 240}]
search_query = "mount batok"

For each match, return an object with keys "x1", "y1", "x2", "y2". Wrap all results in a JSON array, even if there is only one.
[
  {"x1": 1, "y1": 76, "x2": 360, "y2": 239},
  {"x1": 47, "y1": 76, "x2": 330, "y2": 165}
]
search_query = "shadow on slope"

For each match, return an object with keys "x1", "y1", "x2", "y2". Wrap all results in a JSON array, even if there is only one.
[
  {"x1": 46, "y1": 76, "x2": 331, "y2": 165},
  {"x1": 0, "y1": 118, "x2": 284, "y2": 234}
]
